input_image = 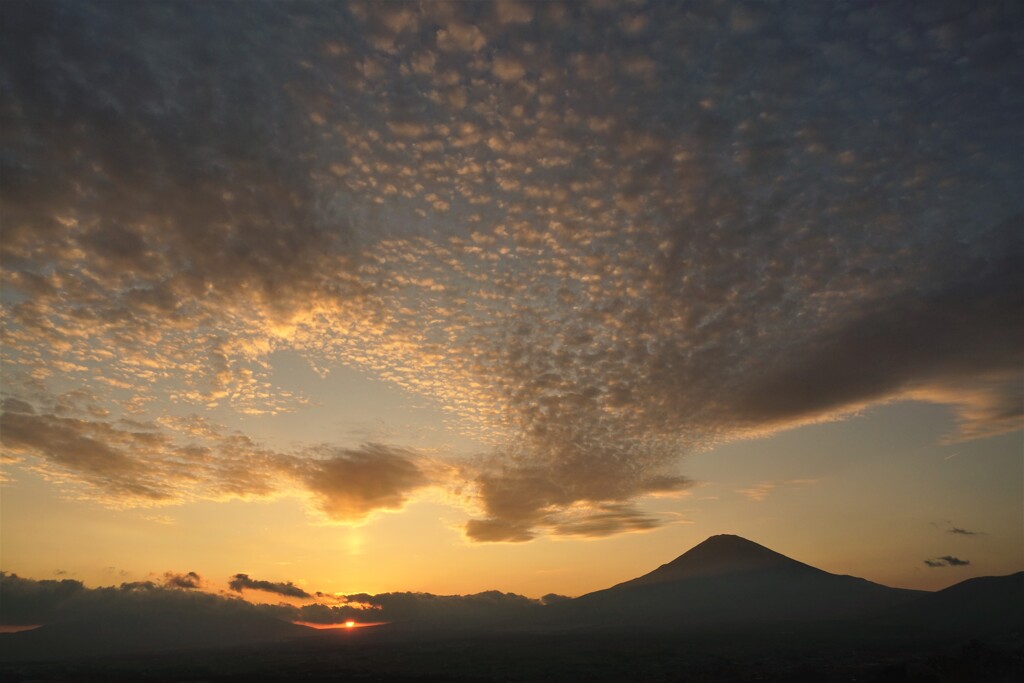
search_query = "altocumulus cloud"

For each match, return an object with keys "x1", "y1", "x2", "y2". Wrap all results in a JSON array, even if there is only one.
[{"x1": 1, "y1": 1, "x2": 1021, "y2": 541}]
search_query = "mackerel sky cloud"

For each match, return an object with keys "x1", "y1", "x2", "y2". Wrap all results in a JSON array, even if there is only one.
[{"x1": 1, "y1": 1, "x2": 1021, "y2": 544}]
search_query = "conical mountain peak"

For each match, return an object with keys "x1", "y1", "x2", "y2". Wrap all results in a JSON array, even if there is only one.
[{"x1": 618, "y1": 534, "x2": 817, "y2": 588}]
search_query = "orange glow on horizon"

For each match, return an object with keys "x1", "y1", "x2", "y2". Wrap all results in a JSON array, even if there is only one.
[{"x1": 293, "y1": 620, "x2": 388, "y2": 630}]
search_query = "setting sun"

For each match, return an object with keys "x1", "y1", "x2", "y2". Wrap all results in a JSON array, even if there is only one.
[{"x1": 344, "y1": 621, "x2": 355, "y2": 629}]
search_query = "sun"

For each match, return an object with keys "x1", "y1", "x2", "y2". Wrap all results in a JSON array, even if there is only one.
[{"x1": 344, "y1": 620, "x2": 356, "y2": 629}]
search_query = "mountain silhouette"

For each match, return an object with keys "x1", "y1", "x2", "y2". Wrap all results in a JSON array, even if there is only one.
[
  {"x1": 3, "y1": 536, "x2": 1020, "y2": 665},
  {"x1": 552, "y1": 534, "x2": 926, "y2": 630},
  {"x1": 873, "y1": 570, "x2": 1024, "y2": 638},
  {"x1": 614, "y1": 534, "x2": 821, "y2": 585}
]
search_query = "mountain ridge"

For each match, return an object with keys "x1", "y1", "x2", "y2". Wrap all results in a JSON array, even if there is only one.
[
  {"x1": 609, "y1": 534, "x2": 825, "y2": 589},
  {"x1": 2, "y1": 535, "x2": 1020, "y2": 663},
  {"x1": 556, "y1": 534, "x2": 927, "y2": 630}
]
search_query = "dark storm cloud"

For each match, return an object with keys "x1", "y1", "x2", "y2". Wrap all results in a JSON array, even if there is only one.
[
  {"x1": 924, "y1": 556, "x2": 971, "y2": 568},
  {"x1": 2, "y1": 1, "x2": 1021, "y2": 541},
  {"x1": 228, "y1": 574, "x2": 311, "y2": 599}
]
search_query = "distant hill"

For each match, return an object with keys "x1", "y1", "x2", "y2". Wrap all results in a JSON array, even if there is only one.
[
  {"x1": 872, "y1": 571, "x2": 1024, "y2": 639},
  {"x1": 549, "y1": 534, "x2": 926, "y2": 631},
  {"x1": 3, "y1": 536, "x2": 1020, "y2": 664},
  {"x1": 0, "y1": 609, "x2": 312, "y2": 661}
]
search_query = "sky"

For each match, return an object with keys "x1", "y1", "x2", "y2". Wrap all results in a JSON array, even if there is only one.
[{"x1": 1, "y1": 0, "x2": 1021, "y2": 609}]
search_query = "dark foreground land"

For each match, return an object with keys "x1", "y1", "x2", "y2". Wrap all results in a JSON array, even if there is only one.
[
  {"x1": 4, "y1": 538, "x2": 1020, "y2": 681},
  {"x1": 2, "y1": 626, "x2": 1023, "y2": 683}
]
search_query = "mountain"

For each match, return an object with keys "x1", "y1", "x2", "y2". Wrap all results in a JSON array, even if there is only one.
[
  {"x1": 873, "y1": 571, "x2": 1024, "y2": 639},
  {"x1": 3, "y1": 537, "x2": 1018, "y2": 665},
  {"x1": 612, "y1": 534, "x2": 822, "y2": 586},
  {"x1": 551, "y1": 534, "x2": 926, "y2": 631}
]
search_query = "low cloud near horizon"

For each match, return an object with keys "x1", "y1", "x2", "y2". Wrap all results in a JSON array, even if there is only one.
[
  {"x1": 947, "y1": 527, "x2": 984, "y2": 537},
  {"x1": 924, "y1": 556, "x2": 971, "y2": 568},
  {"x1": 0, "y1": 572, "x2": 545, "y2": 629},
  {"x1": 1, "y1": 1, "x2": 1021, "y2": 541},
  {"x1": 228, "y1": 574, "x2": 311, "y2": 600}
]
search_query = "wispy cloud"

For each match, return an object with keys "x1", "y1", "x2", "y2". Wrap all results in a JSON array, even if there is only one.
[
  {"x1": 163, "y1": 572, "x2": 202, "y2": 590},
  {"x1": 737, "y1": 483, "x2": 776, "y2": 502},
  {"x1": 228, "y1": 574, "x2": 310, "y2": 599},
  {"x1": 924, "y1": 556, "x2": 971, "y2": 568},
  {"x1": 736, "y1": 480, "x2": 818, "y2": 502}
]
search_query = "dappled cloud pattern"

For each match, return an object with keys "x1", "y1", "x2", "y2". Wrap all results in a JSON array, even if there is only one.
[{"x1": 2, "y1": 1, "x2": 1021, "y2": 540}]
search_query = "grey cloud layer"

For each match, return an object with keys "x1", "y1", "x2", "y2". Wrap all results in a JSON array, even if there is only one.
[
  {"x1": 2, "y1": 1, "x2": 1021, "y2": 540},
  {"x1": 0, "y1": 572, "x2": 543, "y2": 629}
]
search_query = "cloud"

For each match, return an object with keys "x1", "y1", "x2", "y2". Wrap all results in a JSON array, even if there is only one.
[
  {"x1": 737, "y1": 483, "x2": 776, "y2": 502},
  {"x1": 300, "y1": 444, "x2": 430, "y2": 522},
  {"x1": 736, "y1": 480, "x2": 818, "y2": 502},
  {"x1": 0, "y1": 572, "x2": 314, "y2": 658},
  {"x1": 465, "y1": 465, "x2": 690, "y2": 542},
  {"x1": 947, "y1": 527, "x2": 984, "y2": 537},
  {"x1": 2, "y1": 1, "x2": 1021, "y2": 543},
  {"x1": 494, "y1": 1, "x2": 533, "y2": 26},
  {"x1": 0, "y1": 409, "x2": 431, "y2": 521},
  {"x1": 0, "y1": 572, "x2": 544, "y2": 633},
  {"x1": 0, "y1": 411, "x2": 174, "y2": 502},
  {"x1": 549, "y1": 504, "x2": 661, "y2": 538},
  {"x1": 436, "y1": 21, "x2": 486, "y2": 52},
  {"x1": 0, "y1": 398, "x2": 34, "y2": 414},
  {"x1": 0, "y1": 573, "x2": 86, "y2": 625},
  {"x1": 492, "y1": 56, "x2": 526, "y2": 82},
  {"x1": 228, "y1": 574, "x2": 311, "y2": 599},
  {"x1": 728, "y1": 219, "x2": 1023, "y2": 435},
  {"x1": 163, "y1": 572, "x2": 202, "y2": 590},
  {"x1": 924, "y1": 556, "x2": 971, "y2": 568},
  {"x1": 289, "y1": 590, "x2": 543, "y2": 626}
]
